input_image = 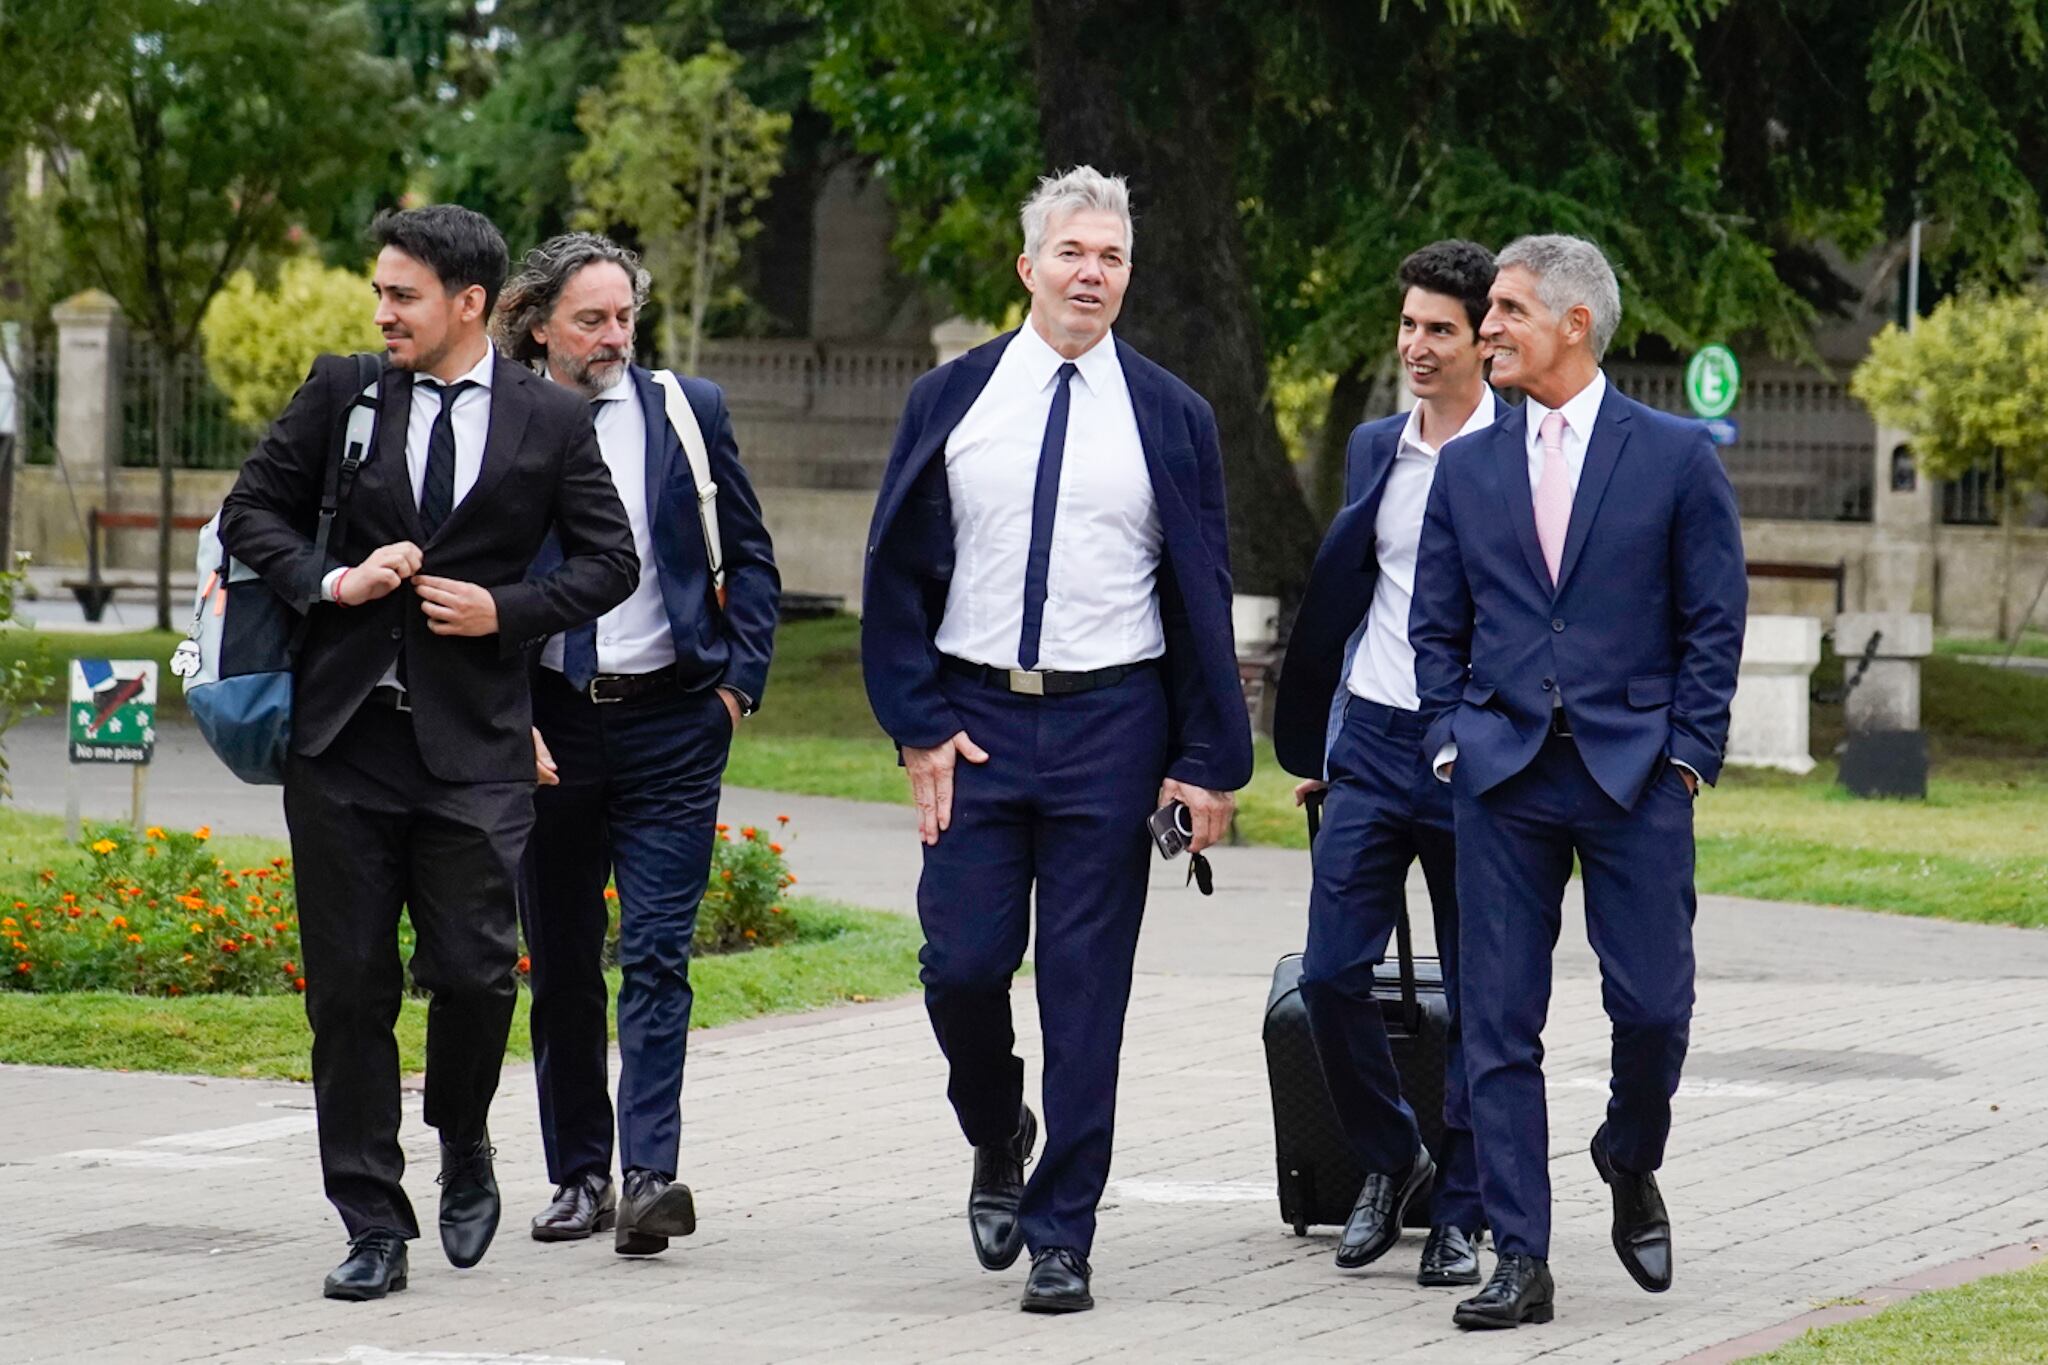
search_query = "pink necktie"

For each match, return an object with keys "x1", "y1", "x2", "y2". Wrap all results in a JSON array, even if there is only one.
[{"x1": 1534, "y1": 410, "x2": 1571, "y2": 585}]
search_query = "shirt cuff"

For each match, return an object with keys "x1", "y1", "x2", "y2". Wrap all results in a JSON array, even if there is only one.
[
  {"x1": 320, "y1": 567, "x2": 348, "y2": 603},
  {"x1": 718, "y1": 684, "x2": 755, "y2": 716},
  {"x1": 1671, "y1": 758, "x2": 1701, "y2": 785},
  {"x1": 1433, "y1": 741, "x2": 1458, "y2": 782}
]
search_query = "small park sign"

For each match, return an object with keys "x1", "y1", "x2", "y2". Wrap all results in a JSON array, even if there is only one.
[
  {"x1": 1685, "y1": 344, "x2": 1742, "y2": 420},
  {"x1": 68, "y1": 659, "x2": 157, "y2": 764}
]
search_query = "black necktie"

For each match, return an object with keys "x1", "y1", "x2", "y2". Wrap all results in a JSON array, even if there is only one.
[
  {"x1": 1017, "y1": 362, "x2": 1078, "y2": 671},
  {"x1": 418, "y1": 378, "x2": 478, "y2": 538}
]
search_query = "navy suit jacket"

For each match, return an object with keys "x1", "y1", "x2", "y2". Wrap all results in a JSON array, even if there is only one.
[
  {"x1": 1410, "y1": 383, "x2": 1746, "y2": 810},
  {"x1": 531, "y1": 365, "x2": 780, "y2": 705},
  {"x1": 1272, "y1": 412, "x2": 1407, "y2": 778},
  {"x1": 860, "y1": 330, "x2": 1254, "y2": 793}
]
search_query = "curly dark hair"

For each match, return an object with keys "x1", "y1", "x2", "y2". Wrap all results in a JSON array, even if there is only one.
[
  {"x1": 492, "y1": 232, "x2": 653, "y2": 366},
  {"x1": 1397, "y1": 240, "x2": 1498, "y2": 337}
]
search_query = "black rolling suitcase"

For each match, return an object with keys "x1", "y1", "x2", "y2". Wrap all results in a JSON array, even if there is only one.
[{"x1": 1263, "y1": 790, "x2": 1453, "y2": 1236}]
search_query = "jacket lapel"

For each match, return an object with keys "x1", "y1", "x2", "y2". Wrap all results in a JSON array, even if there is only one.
[
  {"x1": 870, "y1": 334, "x2": 1006, "y2": 545},
  {"x1": 1492, "y1": 405, "x2": 1552, "y2": 593},
  {"x1": 1350, "y1": 426, "x2": 1402, "y2": 564},
  {"x1": 430, "y1": 357, "x2": 530, "y2": 546},
  {"x1": 376, "y1": 369, "x2": 423, "y2": 541},
  {"x1": 1554, "y1": 391, "x2": 1632, "y2": 595},
  {"x1": 633, "y1": 366, "x2": 675, "y2": 509}
]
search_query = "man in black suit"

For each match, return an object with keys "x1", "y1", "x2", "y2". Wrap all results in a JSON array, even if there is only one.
[
  {"x1": 220, "y1": 205, "x2": 638, "y2": 1302},
  {"x1": 495, "y1": 232, "x2": 779, "y2": 1256}
]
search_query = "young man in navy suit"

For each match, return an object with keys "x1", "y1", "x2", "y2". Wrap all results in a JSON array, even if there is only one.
[
  {"x1": 1274, "y1": 241, "x2": 1500, "y2": 1287},
  {"x1": 862, "y1": 166, "x2": 1253, "y2": 1314},
  {"x1": 1410, "y1": 235, "x2": 1747, "y2": 1328},
  {"x1": 494, "y1": 233, "x2": 779, "y2": 1258}
]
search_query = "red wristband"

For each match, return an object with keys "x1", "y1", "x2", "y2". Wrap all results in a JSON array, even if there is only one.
[{"x1": 332, "y1": 567, "x2": 350, "y2": 604}]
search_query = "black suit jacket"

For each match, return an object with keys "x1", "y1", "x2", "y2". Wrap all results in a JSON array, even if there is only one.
[{"x1": 221, "y1": 352, "x2": 638, "y2": 783}]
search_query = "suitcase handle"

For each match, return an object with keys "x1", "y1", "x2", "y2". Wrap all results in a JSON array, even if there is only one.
[{"x1": 1303, "y1": 788, "x2": 1424, "y2": 1031}]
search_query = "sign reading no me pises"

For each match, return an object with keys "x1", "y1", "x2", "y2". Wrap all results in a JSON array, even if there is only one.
[{"x1": 68, "y1": 659, "x2": 158, "y2": 764}]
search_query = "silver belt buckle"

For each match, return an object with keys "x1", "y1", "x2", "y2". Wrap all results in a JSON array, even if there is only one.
[
  {"x1": 1007, "y1": 668, "x2": 1045, "y2": 696},
  {"x1": 587, "y1": 676, "x2": 622, "y2": 704}
]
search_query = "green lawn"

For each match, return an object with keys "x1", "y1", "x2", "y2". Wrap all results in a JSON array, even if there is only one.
[
  {"x1": 0, "y1": 627, "x2": 189, "y2": 714},
  {"x1": 1936, "y1": 629, "x2": 2048, "y2": 660},
  {"x1": 1743, "y1": 1259, "x2": 2048, "y2": 1363}
]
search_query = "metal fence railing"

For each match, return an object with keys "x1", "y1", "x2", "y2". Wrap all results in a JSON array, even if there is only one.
[
  {"x1": 1609, "y1": 362, "x2": 1874, "y2": 522},
  {"x1": 119, "y1": 337, "x2": 255, "y2": 469},
  {"x1": 694, "y1": 340, "x2": 933, "y2": 422},
  {"x1": 5, "y1": 331, "x2": 59, "y2": 465}
]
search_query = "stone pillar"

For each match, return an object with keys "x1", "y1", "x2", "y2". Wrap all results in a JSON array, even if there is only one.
[
  {"x1": 1726, "y1": 615, "x2": 1822, "y2": 774},
  {"x1": 1866, "y1": 423, "x2": 1937, "y2": 616},
  {"x1": 52, "y1": 290, "x2": 125, "y2": 502},
  {"x1": 930, "y1": 316, "x2": 997, "y2": 368},
  {"x1": 1834, "y1": 610, "x2": 1933, "y2": 798}
]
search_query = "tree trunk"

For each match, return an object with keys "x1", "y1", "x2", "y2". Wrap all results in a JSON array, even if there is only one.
[
  {"x1": 153, "y1": 343, "x2": 180, "y2": 632},
  {"x1": 1998, "y1": 474, "x2": 2016, "y2": 642},
  {"x1": 1029, "y1": 0, "x2": 1319, "y2": 601},
  {"x1": 1309, "y1": 358, "x2": 1378, "y2": 526}
]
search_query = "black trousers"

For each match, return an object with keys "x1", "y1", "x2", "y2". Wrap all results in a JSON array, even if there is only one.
[
  {"x1": 521, "y1": 672, "x2": 732, "y2": 1185},
  {"x1": 283, "y1": 702, "x2": 532, "y2": 1239}
]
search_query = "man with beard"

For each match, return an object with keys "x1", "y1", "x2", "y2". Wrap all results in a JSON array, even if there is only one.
[
  {"x1": 220, "y1": 205, "x2": 638, "y2": 1299},
  {"x1": 494, "y1": 232, "x2": 779, "y2": 1256}
]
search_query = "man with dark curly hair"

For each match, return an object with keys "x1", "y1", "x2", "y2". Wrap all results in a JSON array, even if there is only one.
[{"x1": 1274, "y1": 240, "x2": 1500, "y2": 1288}]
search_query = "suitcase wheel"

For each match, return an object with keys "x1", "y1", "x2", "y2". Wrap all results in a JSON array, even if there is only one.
[{"x1": 1292, "y1": 1221, "x2": 1307, "y2": 1237}]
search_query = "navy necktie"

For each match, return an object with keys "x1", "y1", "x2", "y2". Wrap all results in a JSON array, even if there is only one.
[
  {"x1": 562, "y1": 397, "x2": 605, "y2": 689},
  {"x1": 1017, "y1": 362, "x2": 1078, "y2": 671},
  {"x1": 418, "y1": 378, "x2": 478, "y2": 539}
]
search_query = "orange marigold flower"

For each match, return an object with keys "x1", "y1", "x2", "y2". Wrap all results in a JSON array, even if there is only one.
[
  {"x1": 190, "y1": 923, "x2": 204, "y2": 934},
  {"x1": 294, "y1": 977, "x2": 306, "y2": 992},
  {"x1": 89, "y1": 838, "x2": 118, "y2": 855},
  {"x1": 181, "y1": 953, "x2": 194, "y2": 963},
  {"x1": 776, "y1": 814, "x2": 789, "y2": 825},
  {"x1": 769, "y1": 842, "x2": 784, "y2": 854},
  {"x1": 282, "y1": 961, "x2": 296, "y2": 974},
  {"x1": 741, "y1": 826, "x2": 758, "y2": 840},
  {"x1": 145, "y1": 846, "x2": 158, "y2": 859},
  {"x1": 193, "y1": 826, "x2": 212, "y2": 841},
  {"x1": 14, "y1": 962, "x2": 29, "y2": 973},
  {"x1": 0, "y1": 917, "x2": 13, "y2": 929},
  {"x1": 783, "y1": 874, "x2": 797, "y2": 886},
  {"x1": 9, "y1": 901, "x2": 22, "y2": 910},
  {"x1": 715, "y1": 823, "x2": 730, "y2": 833},
  {"x1": 516, "y1": 955, "x2": 531, "y2": 974},
  {"x1": 770, "y1": 905, "x2": 784, "y2": 915},
  {"x1": 743, "y1": 928, "x2": 757, "y2": 939},
  {"x1": 271, "y1": 856, "x2": 287, "y2": 868},
  {"x1": 145, "y1": 826, "x2": 166, "y2": 840},
  {"x1": 241, "y1": 931, "x2": 257, "y2": 942},
  {"x1": 273, "y1": 922, "x2": 289, "y2": 933},
  {"x1": 38, "y1": 870, "x2": 54, "y2": 883},
  {"x1": 60, "y1": 892, "x2": 77, "y2": 904},
  {"x1": 111, "y1": 916, "x2": 128, "y2": 929},
  {"x1": 220, "y1": 941, "x2": 239, "y2": 954},
  {"x1": 603, "y1": 887, "x2": 620, "y2": 901},
  {"x1": 168, "y1": 984, "x2": 184, "y2": 995},
  {"x1": 720, "y1": 869, "x2": 733, "y2": 882},
  {"x1": 126, "y1": 933, "x2": 142, "y2": 944},
  {"x1": 65, "y1": 907, "x2": 81, "y2": 919}
]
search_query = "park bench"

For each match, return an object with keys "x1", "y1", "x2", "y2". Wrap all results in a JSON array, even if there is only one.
[
  {"x1": 1746, "y1": 558, "x2": 1846, "y2": 615},
  {"x1": 62, "y1": 508, "x2": 210, "y2": 622}
]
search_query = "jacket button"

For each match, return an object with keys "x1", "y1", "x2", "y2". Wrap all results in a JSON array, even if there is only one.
[
  {"x1": 389, "y1": 627, "x2": 401, "y2": 640},
  {"x1": 1541, "y1": 677, "x2": 1555, "y2": 691},
  {"x1": 1551, "y1": 618, "x2": 1565, "y2": 632}
]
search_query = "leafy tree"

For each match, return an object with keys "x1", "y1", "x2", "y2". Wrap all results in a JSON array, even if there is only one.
[
  {"x1": 201, "y1": 260, "x2": 385, "y2": 429},
  {"x1": 572, "y1": 36, "x2": 790, "y2": 369},
  {"x1": 0, "y1": 0, "x2": 405, "y2": 628},
  {"x1": 1853, "y1": 292, "x2": 2048, "y2": 638}
]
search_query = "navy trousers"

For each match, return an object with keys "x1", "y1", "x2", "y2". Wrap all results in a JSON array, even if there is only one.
[
  {"x1": 521, "y1": 670, "x2": 733, "y2": 1185},
  {"x1": 1454, "y1": 733, "x2": 1697, "y2": 1259},
  {"x1": 1301, "y1": 697, "x2": 1482, "y2": 1233},
  {"x1": 917, "y1": 664, "x2": 1169, "y2": 1257}
]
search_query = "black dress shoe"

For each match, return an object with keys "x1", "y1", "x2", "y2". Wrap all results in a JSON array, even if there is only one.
[
  {"x1": 1020, "y1": 1247, "x2": 1092, "y2": 1313},
  {"x1": 323, "y1": 1229, "x2": 408, "y2": 1302},
  {"x1": 1453, "y1": 1253, "x2": 1554, "y2": 1329},
  {"x1": 1334, "y1": 1144, "x2": 1434, "y2": 1269},
  {"x1": 1417, "y1": 1224, "x2": 1482, "y2": 1286},
  {"x1": 1591, "y1": 1126, "x2": 1672, "y2": 1292},
  {"x1": 615, "y1": 1167, "x2": 697, "y2": 1256},
  {"x1": 437, "y1": 1132, "x2": 500, "y2": 1270},
  {"x1": 969, "y1": 1105, "x2": 1037, "y2": 1271},
  {"x1": 531, "y1": 1171, "x2": 616, "y2": 1243}
]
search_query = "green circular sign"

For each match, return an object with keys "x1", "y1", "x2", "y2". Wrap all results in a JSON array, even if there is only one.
[{"x1": 1685, "y1": 344, "x2": 1741, "y2": 419}]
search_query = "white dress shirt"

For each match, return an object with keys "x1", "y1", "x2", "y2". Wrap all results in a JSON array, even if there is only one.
[
  {"x1": 323, "y1": 344, "x2": 497, "y2": 691},
  {"x1": 541, "y1": 369, "x2": 677, "y2": 677},
  {"x1": 934, "y1": 323, "x2": 1164, "y2": 672},
  {"x1": 1347, "y1": 390, "x2": 1500, "y2": 710}
]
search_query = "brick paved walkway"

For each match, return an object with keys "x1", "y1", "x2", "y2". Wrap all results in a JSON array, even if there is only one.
[{"x1": 7, "y1": 724, "x2": 2048, "y2": 1362}]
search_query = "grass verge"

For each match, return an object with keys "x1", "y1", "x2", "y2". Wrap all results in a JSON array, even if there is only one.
[
  {"x1": 0, "y1": 897, "x2": 922, "y2": 1081},
  {"x1": 1743, "y1": 1258, "x2": 2048, "y2": 1363}
]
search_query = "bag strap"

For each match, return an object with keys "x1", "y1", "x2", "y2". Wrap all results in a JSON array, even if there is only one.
[
  {"x1": 650, "y1": 369, "x2": 726, "y2": 609},
  {"x1": 293, "y1": 353, "x2": 382, "y2": 652},
  {"x1": 1303, "y1": 786, "x2": 1422, "y2": 1029}
]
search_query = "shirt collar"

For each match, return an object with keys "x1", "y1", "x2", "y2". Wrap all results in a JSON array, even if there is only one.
[
  {"x1": 1013, "y1": 320, "x2": 1120, "y2": 395},
  {"x1": 426, "y1": 341, "x2": 497, "y2": 392},
  {"x1": 1398, "y1": 386, "x2": 1500, "y2": 458},
  {"x1": 1523, "y1": 369, "x2": 1606, "y2": 447}
]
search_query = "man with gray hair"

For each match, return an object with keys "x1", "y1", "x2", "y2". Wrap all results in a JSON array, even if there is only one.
[
  {"x1": 494, "y1": 232, "x2": 779, "y2": 1256},
  {"x1": 862, "y1": 166, "x2": 1251, "y2": 1312},
  {"x1": 1410, "y1": 234, "x2": 1747, "y2": 1328}
]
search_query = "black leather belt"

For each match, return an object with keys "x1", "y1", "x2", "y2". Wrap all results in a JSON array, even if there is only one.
[
  {"x1": 1550, "y1": 707, "x2": 1574, "y2": 738},
  {"x1": 365, "y1": 686, "x2": 411, "y2": 713},
  {"x1": 575, "y1": 661, "x2": 689, "y2": 705},
  {"x1": 941, "y1": 655, "x2": 1154, "y2": 697}
]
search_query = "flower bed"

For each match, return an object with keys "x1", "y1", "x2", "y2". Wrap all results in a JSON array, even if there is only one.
[{"x1": 3, "y1": 815, "x2": 807, "y2": 996}]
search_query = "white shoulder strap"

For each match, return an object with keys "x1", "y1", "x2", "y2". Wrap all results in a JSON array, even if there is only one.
[{"x1": 651, "y1": 369, "x2": 725, "y2": 600}]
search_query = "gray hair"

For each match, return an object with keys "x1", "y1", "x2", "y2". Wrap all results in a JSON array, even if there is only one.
[
  {"x1": 1020, "y1": 165, "x2": 1133, "y2": 260},
  {"x1": 493, "y1": 232, "x2": 653, "y2": 365},
  {"x1": 1495, "y1": 234, "x2": 1622, "y2": 359}
]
